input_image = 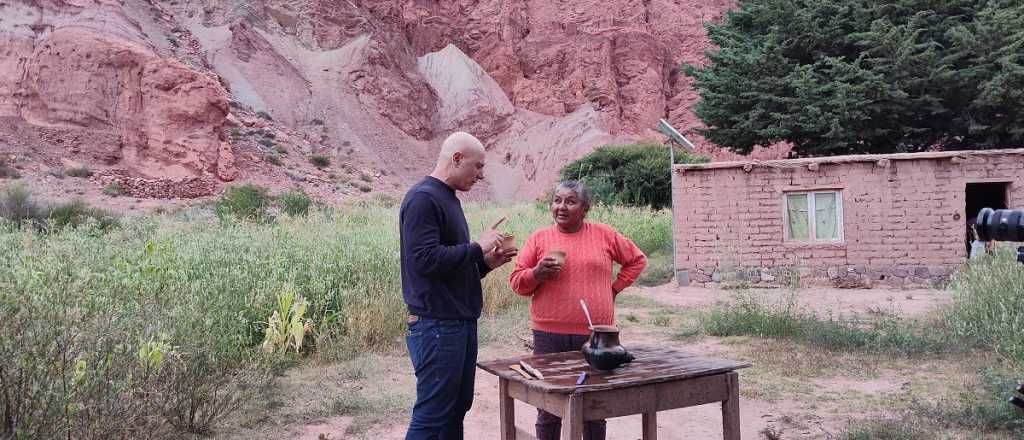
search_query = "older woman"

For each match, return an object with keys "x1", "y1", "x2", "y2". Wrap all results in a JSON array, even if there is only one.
[{"x1": 509, "y1": 180, "x2": 647, "y2": 440}]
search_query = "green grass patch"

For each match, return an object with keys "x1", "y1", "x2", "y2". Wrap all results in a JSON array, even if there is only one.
[
  {"x1": 840, "y1": 367, "x2": 1024, "y2": 438},
  {"x1": 700, "y1": 291, "x2": 950, "y2": 355}
]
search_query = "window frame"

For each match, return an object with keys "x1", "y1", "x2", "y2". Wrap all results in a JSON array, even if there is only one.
[{"x1": 783, "y1": 190, "x2": 845, "y2": 243}]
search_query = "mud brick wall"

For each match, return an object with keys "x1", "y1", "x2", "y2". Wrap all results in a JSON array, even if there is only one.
[{"x1": 672, "y1": 151, "x2": 1024, "y2": 287}]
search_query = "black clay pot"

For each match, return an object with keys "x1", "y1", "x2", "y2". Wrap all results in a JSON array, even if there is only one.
[{"x1": 581, "y1": 325, "x2": 635, "y2": 371}]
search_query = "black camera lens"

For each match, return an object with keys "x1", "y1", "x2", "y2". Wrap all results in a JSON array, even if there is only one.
[
  {"x1": 1018, "y1": 247, "x2": 1024, "y2": 264},
  {"x1": 1012, "y1": 395, "x2": 1024, "y2": 409},
  {"x1": 976, "y1": 208, "x2": 1024, "y2": 242}
]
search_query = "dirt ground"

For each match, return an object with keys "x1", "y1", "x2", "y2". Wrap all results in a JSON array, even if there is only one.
[{"x1": 215, "y1": 284, "x2": 991, "y2": 440}]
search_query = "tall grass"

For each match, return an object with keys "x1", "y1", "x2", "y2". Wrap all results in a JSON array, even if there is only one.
[
  {"x1": 947, "y1": 246, "x2": 1024, "y2": 365},
  {"x1": 0, "y1": 200, "x2": 672, "y2": 438}
]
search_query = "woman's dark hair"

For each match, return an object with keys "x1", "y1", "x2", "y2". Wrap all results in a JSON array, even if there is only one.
[{"x1": 552, "y1": 180, "x2": 591, "y2": 210}]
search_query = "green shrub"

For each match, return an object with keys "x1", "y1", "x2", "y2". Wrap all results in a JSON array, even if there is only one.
[
  {"x1": 559, "y1": 144, "x2": 708, "y2": 210},
  {"x1": 310, "y1": 154, "x2": 331, "y2": 169},
  {"x1": 48, "y1": 199, "x2": 119, "y2": 230},
  {"x1": 103, "y1": 182, "x2": 124, "y2": 196},
  {"x1": 357, "y1": 184, "x2": 371, "y2": 193},
  {"x1": 278, "y1": 188, "x2": 312, "y2": 217},
  {"x1": 359, "y1": 173, "x2": 373, "y2": 182},
  {"x1": 215, "y1": 184, "x2": 272, "y2": 222},
  {"x1": 0, "y1": 183, "x2": 45, "y2": 227},
  {"x1": 0, "y1": 162, "x2": 20, "y2": 179},
  {"x1": 65, "y1": 166, "x2": 94, "y2": 178}
]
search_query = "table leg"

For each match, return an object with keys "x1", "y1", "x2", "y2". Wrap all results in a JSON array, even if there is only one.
[
  {"x1": 499, "y1": 378, "x2": 515, "y2": 440},
  {"x1": 642, "y1": 412, "x2": 658, "y2": 440},
  {"x1": 561, "y1": 394, "x2": 584, "y2": 440},
  {"x1": 722, "y1": 371, "x2": 740, "y2": 440}
]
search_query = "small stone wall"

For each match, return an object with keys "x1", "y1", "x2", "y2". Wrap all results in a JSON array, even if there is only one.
[{"x1": 99, "y1": 172, "x2": 217, "y2": 199}]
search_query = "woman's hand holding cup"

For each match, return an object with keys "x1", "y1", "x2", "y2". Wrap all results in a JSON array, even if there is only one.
[{"x1": 533, "y1": 250, "x2": 565, "y2": 282}]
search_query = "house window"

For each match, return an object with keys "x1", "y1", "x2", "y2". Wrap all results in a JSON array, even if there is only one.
[{"x1": 785, "y1": 190, "x2": 843, "y2": 242}]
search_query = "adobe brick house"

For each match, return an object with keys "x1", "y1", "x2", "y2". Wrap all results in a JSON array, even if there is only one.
[{"x1": 671, "y1": 149, "x2": 1024, "y2": 287}]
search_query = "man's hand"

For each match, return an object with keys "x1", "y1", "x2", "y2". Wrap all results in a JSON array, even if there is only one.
[
  {"x1": 484, "y1": 245, "x2": 517, "y2": 269},
  {"x1": 476, "y1": 217, "x2": 506, "y2": 253},
  {"x1": 532, "y1": 256, "x2": 563, "y2": 282}
]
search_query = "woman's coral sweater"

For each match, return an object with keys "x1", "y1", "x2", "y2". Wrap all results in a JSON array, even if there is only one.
[{"x1": 509, "y1": 222, "x2": 647, "y2": 335}]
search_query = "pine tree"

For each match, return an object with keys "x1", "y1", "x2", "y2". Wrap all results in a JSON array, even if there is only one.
[{"x1": 686, "y1": 0, "x2": 1024, "y2": 156}]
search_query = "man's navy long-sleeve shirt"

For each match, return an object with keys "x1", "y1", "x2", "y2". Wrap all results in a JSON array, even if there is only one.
[{"x1": 400, "y1": 176, "x2": 492, "y2": 320}]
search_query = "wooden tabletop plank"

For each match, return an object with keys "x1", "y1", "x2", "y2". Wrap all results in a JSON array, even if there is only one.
[{"x1": 478, "y1": 346, "x2": 751, "y2": 394}]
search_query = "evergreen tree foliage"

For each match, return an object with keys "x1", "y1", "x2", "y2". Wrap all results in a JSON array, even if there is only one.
[
  {"x1": 686, "y1": 0, "x2": 1024, "y2": 156},
  {"x1": 559, "y1": 144, "x2": 708, "y2": 210}
]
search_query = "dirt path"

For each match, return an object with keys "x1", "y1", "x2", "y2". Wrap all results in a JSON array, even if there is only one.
[{"x1": 221, "y1": 284, "x2": 967, "y2": 440}]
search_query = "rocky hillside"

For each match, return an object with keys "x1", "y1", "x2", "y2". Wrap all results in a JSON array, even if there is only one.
[{"x1": 0, "y1": 0, "x2": 784, "y2": 205}]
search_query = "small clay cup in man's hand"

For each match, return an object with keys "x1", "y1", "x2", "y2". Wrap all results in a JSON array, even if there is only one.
[
  {"x1": 546, "y1": 250, "x2": 566, "y2": 266},
  {"x1": 499, "y1": 234, "x2": 516, "y2": 253}
]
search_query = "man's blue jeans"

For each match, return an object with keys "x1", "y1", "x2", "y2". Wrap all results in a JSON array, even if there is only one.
[{"x1": 404, "y1": 317, "x2": 478, "y2": 440}]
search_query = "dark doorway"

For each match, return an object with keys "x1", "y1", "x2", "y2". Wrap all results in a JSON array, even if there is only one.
[{"x1": 965, "y1": 182, "x2": 1009, "y2": 254}]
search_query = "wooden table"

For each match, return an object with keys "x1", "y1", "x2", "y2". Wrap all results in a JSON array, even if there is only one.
[{"x1": 478, "y1": 346, "x2": 751, "y2": 440}]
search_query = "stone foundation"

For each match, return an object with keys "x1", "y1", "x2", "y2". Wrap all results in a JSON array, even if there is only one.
[{"x1": 684, "y1": 263, "x2": 955, "y2": 289}]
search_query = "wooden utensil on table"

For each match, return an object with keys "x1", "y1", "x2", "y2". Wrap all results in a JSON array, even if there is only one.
[
  {"x1": 509, "y1": 364, "x2": 533, "y2": 380},
  {"x1": 519, "y1": 360, "x2": 545, "y2": 380}
]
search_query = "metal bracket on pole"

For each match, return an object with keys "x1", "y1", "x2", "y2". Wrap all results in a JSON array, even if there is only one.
[
  {"x1": 656, "y1": 119, "x2": 694, "y2": 286},
  {"x1": 657, "y1": 119, "x2": 696, "y2": 153}
]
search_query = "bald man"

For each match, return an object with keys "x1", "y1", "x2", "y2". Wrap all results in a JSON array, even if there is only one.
[{"x1": 399, "y1": 132, "x2": 516, "y2": 439}]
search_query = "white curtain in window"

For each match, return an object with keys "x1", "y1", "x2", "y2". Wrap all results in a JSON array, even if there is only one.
[
  {"x1": 787, "y1": 194, "x2": 809, "y2": 240},
  {"x1": 814, "y1": 192, "x2": 838, "y2": 239}
]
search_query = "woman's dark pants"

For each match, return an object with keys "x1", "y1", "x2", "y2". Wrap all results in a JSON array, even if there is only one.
[{"x1": 532, "y1": 330, "x2": 606, "y2": 440}]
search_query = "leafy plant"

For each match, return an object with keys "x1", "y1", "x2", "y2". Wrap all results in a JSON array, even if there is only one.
[
  {"x1": 262, "y1": 287, "x2": 311, "y2": 355},
  {"x1": 560, "y1": 144, "x2": 708, "y2": 210},
  {"x1": 214, "y1": 184, "x2": 272, "y2": 223}
]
